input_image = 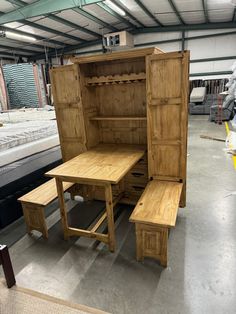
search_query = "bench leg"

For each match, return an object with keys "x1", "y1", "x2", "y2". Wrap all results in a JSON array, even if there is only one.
[
  {"x1": 135, "y1": 224, "x2": 144, "y2": 262},
  {"x1": 134, "y1": 223, "x2": 168, "y2": 267},
  {"x1": 22, "y1": 203, "x2": 48, "y2": 239},
  {"x1": 160, "y1": 229, "x2": 168, "y2": 267},
  {"x1": 0, "y1": 245, "x2": 16, "y2": 288}
]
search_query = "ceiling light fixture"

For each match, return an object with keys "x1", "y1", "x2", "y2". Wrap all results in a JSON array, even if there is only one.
[
  {"x1": 5, "y1": 31, "x2": 36, "y2": 42},
  {"x1": 117, "y1": 0, "x2": 134, "y2": 10},
  {"x1": 209, "y1": 0, "x2": 234, "y2": 4},
  {"x1": 104, "y1": 0, "x2": 126, "y2": 16}
]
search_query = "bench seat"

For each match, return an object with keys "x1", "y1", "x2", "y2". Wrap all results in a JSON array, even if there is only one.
[
  {"x1": 129, "y1": 180, "x2": 183, "y2": 267},
  {"x1": 18, "y1": 179, "x2": 74, "y2": 238}
]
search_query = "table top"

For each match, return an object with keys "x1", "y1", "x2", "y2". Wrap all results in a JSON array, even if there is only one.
[{"x1": 46, "y1": 144, "x2": 145, "y2": 184}]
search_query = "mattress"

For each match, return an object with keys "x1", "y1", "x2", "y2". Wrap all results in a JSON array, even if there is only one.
[
  {"x1": 0, "y1": 120, "x2": 60, "y2": 167},
  {"x1": 0, "y1": 120, "x2": 57, "y2": 151},
  {"x1": 0, "y1": 135, "x2": 59, "y2": 167},
  {"x1": 0, "y1": 146, "x2": 61, "y2": 188}
]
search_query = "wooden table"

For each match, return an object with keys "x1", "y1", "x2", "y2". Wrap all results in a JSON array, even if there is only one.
[{"x1": 46, "y1": 144, "x2": 145, "y2": 252}]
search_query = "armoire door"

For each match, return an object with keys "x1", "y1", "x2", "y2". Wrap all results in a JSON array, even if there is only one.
[
  {"x1": 146, "y1": 51, "x2": 189, "y2": 207},
  {"x1": 50, "y1": 64, "x2": 87, "y2": 161}
]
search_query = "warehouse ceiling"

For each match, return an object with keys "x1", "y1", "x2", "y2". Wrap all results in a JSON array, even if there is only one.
[{"x1": 0, "y1": 0, "x2": 235, "y2": 60}]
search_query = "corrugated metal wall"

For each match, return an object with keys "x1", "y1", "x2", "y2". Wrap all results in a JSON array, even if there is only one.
[{"x1": 2, "y1": 63, "x2": 47, "y2": 109}]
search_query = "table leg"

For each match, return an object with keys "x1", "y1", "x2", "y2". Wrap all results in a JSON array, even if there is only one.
[
  {"x1": 56, "y1": 178, "x2": 69, "y2": 240},
  {"x1": 105, "y1": 184, "x2": 115, "y2": 252},
  {"x1": 0, "y1": 245, "x2": 16, "y2": 288}
]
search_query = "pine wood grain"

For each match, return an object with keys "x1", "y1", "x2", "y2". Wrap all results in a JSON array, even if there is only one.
[
  {"x1": 46, "y1": 144, "x2": 145, "y2": 184},
  {"x1": 135, "y1": 223, "x2": 168, "y2": 267},
  {"x1": 18, "y1": 179, "x2": 74, "y2": 206},
  {"x1": 50, "y1": 47, "x2": 189, "y2": 210},
  {"x1": 146, "y1": 51, "x2": 189, "y2": 206},
  {"x1": 72, "y1": 47, "x2": 163, "y2": 64},
  {"x1": 85, "y1": 73, "x2": 146, "y2": 86},
  {"x1": 90, "y1": 116, "x2": 146, "y2": 121},
  {"x1": 129, "y1": 180, "x2": 183, "y2": 228},
  {"x1": 49, "y1": 64, "x2": 87, "y2": 162}
]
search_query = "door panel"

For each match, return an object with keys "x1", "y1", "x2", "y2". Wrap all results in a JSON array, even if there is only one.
[
  {"x1": 51, "y1": 65, "x2": 80, "y2": 104},
  {"x1": 146, "y1": 51, "x2": 189, "y2": 200},
  {"x1": 150, "y1": 57, "x2": 182, "y2": 100},
  {"x1": 148, "y1": 104, "x2": 181, "y2": 141},
  {"x1": 150, "y1": 144, "x2": 181, "y2": 178},
  {"x1": 50, "y1": 64, "x2": 86, "y2": 161}
]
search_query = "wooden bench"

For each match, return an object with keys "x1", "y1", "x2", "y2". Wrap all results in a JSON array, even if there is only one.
[
  {"x1": 129, "y1": 180, "x2": 183, "y2": 267},
  {"x1": 18, "y1": 179, "x2": 74, "y2": 239}
]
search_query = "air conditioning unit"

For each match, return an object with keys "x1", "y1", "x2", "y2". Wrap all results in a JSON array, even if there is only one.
[{"x1": 103, "y1": 31, "x2": 134, "y2": 51}]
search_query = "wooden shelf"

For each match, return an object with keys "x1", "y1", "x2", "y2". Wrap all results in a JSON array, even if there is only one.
[
  {"x1": 90, "y1": 116, "x2": 147, "y2": 121},
  {"x1": 85, "y1": 72, "x2": 146, "y2": 86}
]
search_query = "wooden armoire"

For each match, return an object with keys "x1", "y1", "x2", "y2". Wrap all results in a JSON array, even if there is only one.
[{"x1": 50, "y1": 47, "x2": 189, "y2": 207}]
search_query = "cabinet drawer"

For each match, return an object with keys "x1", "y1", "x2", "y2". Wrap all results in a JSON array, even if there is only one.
[
  {"x1": 125, "y1": 162, "x2": 148, "y2": 186},
  {"x1": 125, "y1": 169, "x2": 148, "y2": 183},
  {"x1": 125, "y1": 182, "x2": 146, "y2": 197},
  {"x1": 136, "y1": 153, "x2": 147, "y2": 166}
]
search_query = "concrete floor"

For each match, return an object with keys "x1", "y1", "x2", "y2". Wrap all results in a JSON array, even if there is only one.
[{"x1": 2, "y1": 115, "x2": 236, "y2": 314}]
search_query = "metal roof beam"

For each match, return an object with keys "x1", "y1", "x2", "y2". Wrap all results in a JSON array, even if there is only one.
[
  {"x1": 1, "y1": 25, "x2": 70, "y2": 47},
  {"x1": 167, "y1": 0, "x2": 185, "y2": 25},
  {"x1": 0, "y1": 0, "x2": 103, "y2": 25},
  {"x1": 0, "y1": 55, "x2": 19, "y2": 60},
  {"x1": 136, "y1": 37, "x2": 181, "y2": 47},
  {"x1": 191, "y1": 56, "x2": 236, "y2": 63},
  {"x1": 73, "y1": 8, "x2": 118, "y2": 32},
  {"x1": 30, "y1": 26, "x2": 236, "y2": 60},
  {"x1": 202, "y1": 0, "x2": 209, "y2": 23},
  {"x1": 1, "y1": 11, "x2": 74, "y2": 51},
  {"x1": 232, "y1": 8, "x2": 236, "y2": 22},
  {"x1": 5, "y1": 0, "x2": 25, "y2": 6},
  {"x1": 0, "y1": 36, "x2": 45, "y2": 51},
  {"x1": 132, "y1": 22, "x2": 236, "y2": 33},
  {"x1": 134, "y1": 0, "x2": 163, "y2": 26},
  {"x1": 22, "y1": 20, "x2": 86, "y2": 42},
  {"x1": 186, "y1": 30, "x2": 236, "y2": 40},
  {"x1": 113, "y1": 0, "x2": 144, "y2": 27},
  {"x1": 48, "y1": 14, "x2": 101, "y2": 38},
  {"x1": 97, "y1": 2, "x2": 136, "y2": 29},
  {"x1": 135, "y1": 30, "x2": 236, "y2": 47},
  {"x1": 0, "y1": 44, "x2": 34, "y2": 54},
  {"x1": 29, "y1": 38, "x2": 102, "y2": 60},
  {"x1": 0, "y1": 51, "x2": 22, "y2": 58},
  {"x1": 4, "y1": 1, "x2": 86, "y2": 42},
  {"x1": 190, "y1": 71, "x2": 232, "y2": 77},
  {"x1": 181, "y1": 30, "x2": 185, "y2": 51}
]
